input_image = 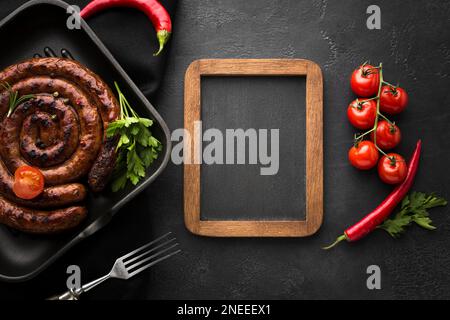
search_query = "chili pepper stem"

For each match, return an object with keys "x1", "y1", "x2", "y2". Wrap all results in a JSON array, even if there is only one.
[
  {"x1": 81, "y1": 0, "x2": 173, "y2": 57},
  {"x1": 322, "y1": 234, "x2": 348, "y2": 250},
  {"x1": 154, "y1": 30, "x2": 171, "y2": 56}
]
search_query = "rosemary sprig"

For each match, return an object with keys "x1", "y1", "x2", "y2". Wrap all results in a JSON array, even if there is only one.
[{"x1": 1, "y1": 82, "x2": 35, "y2": 117}]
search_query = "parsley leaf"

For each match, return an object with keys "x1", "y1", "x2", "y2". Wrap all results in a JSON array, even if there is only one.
[
  {"x1": 378, "y1": 192, "x2": 447, "y2": 238},
  {"x1": 108, "y1": 82, "x2": 162, "y2": 191},
  {"x1": 111, "y1": 167, "x2": 128, "y2": 192}
]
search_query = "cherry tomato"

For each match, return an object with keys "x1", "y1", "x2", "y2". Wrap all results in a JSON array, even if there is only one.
[
  {"x1": 348, "y1": 141, "x2": 379, "y2": 170},
  {"x1": 347, "y1": 99, "x2": 377, "y2": 130},
  {"x1": 13, "y1": 166, "x2": 45, "y2": 200},
  {"x1": 377, "y1": 153, "x2": 407, "y2": 184},
  {"x1": 379, "y1": 85, "x2": 408, "y2": 115},
  {"x1": 350, "y1": 64, "x2": 380, "y2": 97},
  {"x1": 370, "y1": 120, "x2": 401, "y2": 150}
]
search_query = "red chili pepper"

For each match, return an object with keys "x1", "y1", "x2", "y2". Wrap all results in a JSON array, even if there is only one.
[
  {"x1": 323, "y1": 140, "x2": 422, "y2": 250},
  {"x1": 81, "y1": 0, "x2": 172, "y2": 56}
]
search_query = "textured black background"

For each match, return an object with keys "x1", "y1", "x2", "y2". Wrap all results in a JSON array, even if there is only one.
[{"x1": 1, "y1": 0, "x2": 450, "y2": 300}]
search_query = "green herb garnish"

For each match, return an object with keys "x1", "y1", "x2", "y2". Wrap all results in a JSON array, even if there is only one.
[
  {"x1": 379, "y1": 192, "x2": 447, "y2": 238},
  {"x1": 107, "y1": 82, "x2": 162, "y2": 192},
  {"x1": 1, "y1": 82, "x2": 35, "y2": 117}
]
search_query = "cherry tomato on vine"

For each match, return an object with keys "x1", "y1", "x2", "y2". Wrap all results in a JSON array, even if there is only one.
[
  {"x1": 350, "y1": 64, "x2": 380, "y2": 97},
  {"x1": 377, "y1": 153, "x2": 407, "y2": 184},
  {"x1": 348, "y1": 141, "x2": 379, "y2": 170},
  {"x1": 370, "y1": 120, "x2": 401, "y2": 150},
  {"x1": 347, "y1": 99, "x2": 377, "y2": 130},
  {"x1": 13, "y1": 166, "x2": 45, "y2": 200},
  {"x1": 379, "y1": 85, "x2": 408, "y2": 115}
]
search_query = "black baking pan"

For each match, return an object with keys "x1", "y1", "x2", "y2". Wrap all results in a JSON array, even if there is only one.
[{"x1": 0, "y1": 0, "x2": 172, "y2": 282}]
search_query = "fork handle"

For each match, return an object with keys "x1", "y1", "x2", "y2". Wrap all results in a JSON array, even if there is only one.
[
  {"x1": 81, "y1": 274, "x2": 110, "y2": 293},
  {"x1": 47, "y1": 274, "x2": 110, "y2": 300},
  {"x1": 47, "y1": 288, "x2": 80, "y2": 300}
]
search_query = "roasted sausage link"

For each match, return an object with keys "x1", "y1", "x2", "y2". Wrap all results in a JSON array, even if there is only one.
[
  {"x1": 1, "y1": 93, "x2": 103, "y2": 185},
  {"x1": 0, "y1": 197, "x2": 87, "y2": 234},
  {"x1": 0, "y1": 57, "x2": 120, "y2": 234}
]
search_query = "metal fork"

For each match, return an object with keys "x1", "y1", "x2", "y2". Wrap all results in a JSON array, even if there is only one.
[{"x1": 48, "y1": 232, "x2": 181, "y2": 300}]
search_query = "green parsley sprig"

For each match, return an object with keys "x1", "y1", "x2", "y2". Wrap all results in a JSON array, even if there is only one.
[
  {"x1": 1, "y1": 82, "x2": 35, "y2": 117},
  {"x1": 107, "y1": 82, "x2": 162, "y2": 192},
  {"x1": 378, "y1": 192, "x2": 447, "y2": 238}
]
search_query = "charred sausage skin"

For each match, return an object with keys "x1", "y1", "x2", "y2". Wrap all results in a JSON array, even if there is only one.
[
  {"x1": 1, "y1": 93, "x2": 103, "y2": 184},
  {"x1": 0, "y1": 58, "x2": 120, "y2": 189},
  {"x1": 0, "y1": 197, "x2": 87, "y2": 234},
  {"x1": 0, "y1": 58, "x2": 120, "y2": 233}
]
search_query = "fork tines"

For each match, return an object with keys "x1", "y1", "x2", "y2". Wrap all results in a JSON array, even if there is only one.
[{"x1": 119, "y1": 232, "x2": 181, "y2": 278}]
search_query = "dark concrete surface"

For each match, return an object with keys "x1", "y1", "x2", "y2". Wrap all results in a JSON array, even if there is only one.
[{"x1": 1, "y1": 0, "x2": 450, "y2": 300}]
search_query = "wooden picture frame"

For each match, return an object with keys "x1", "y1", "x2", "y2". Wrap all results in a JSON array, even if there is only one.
[{"x1": 184, "y1": 59, "x2": 323, "y2": 237}]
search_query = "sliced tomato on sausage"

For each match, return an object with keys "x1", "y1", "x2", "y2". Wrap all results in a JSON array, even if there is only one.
[{"x1": 13, "y1": 166, "x2": 45, "y2": 200}]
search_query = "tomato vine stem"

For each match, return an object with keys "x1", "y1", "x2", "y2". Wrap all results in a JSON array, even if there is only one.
[
  {"x1": 355, "y1": 127, "x2": 375, "y2": 140},
  {"x1": 378, "y1": 112, "x2": 394, "y2": 125},
  {"x1": 362, "y1": 96, "x2": 379, "y2": 102},
  {"x1": 353, "y1": 63, "x2": 396, "y2": 159},
  {"x1": 372, "y1": 63, "x2": 383, "y2": 146},
  {"x1": 382, "y1": 80, "x2": 397, "y2": 88}
]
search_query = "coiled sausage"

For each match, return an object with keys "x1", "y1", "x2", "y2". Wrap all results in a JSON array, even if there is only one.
[{"x1": 0, "y1": 58, "x2": 120, "y2": 233}]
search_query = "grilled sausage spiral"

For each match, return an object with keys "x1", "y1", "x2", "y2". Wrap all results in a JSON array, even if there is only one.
[{"x1": 0, "y1": 58, "x2": 120, "y2": 233}]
